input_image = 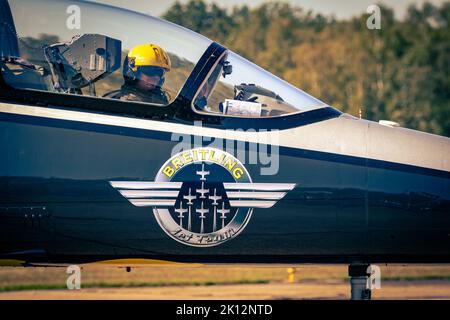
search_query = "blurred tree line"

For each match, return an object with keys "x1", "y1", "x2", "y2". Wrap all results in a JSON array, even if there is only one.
[{"x1": 163, "y1": 1, "x2": 449, "y2": 136}]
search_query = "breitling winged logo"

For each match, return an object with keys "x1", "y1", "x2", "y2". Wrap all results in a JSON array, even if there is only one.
[
  {"x1": 110, "y1": 147, "x2": 296, "y2": 247},
  {"x1": 110, "y1": 178, "x2": 295, "y2": 209}
]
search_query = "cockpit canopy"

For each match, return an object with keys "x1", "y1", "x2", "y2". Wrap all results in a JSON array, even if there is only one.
[{"x1": 1, "y1": 0, "x2": 329, "y2": 119}]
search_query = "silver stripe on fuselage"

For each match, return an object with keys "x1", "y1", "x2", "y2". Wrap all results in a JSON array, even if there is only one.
[
  {"x1": 129, "y1": 199, "x2": 176, "y2": 207},
  {"x1": 226, "y1": 191, "x2": 286, "y2": 200},
  {"x1": 223, "y1": 183, "x2": 296, "y2": 191},
  {"x1": 229, "y1": 200, "x2": 277, "y2": 208},
  {"x1": 110, "y1": 181, "x2": 182, "y2": 189},
  {"x1": 129, "y1": 199, "x2": 279, "y2": 208},
  {"x1": 118, "y1": 190, "x2": 179, "y2": 198},
  {"x1": 2, "y1": 102, "x2": 447, "y2": 173}
]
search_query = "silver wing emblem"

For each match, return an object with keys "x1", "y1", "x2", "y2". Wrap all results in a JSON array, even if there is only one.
[{"x1": 109, "y1": 181, "x2": 295, "y2": 209}]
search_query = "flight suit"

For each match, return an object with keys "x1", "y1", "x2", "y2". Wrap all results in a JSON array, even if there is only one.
[{"x1": 105, "y1": 84, "x2": 169, "y2": 105}]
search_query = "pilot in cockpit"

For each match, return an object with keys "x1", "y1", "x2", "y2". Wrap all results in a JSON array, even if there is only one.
[{"x1": 105, "y1": 43, "x2": 171, "y2": 105}]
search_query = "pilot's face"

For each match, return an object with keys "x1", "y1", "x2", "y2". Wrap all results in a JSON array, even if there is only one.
[
  {"x1": 137, "y1": 73, "x2": 162, "y2": 91},
  {"x1": 136, "y1": 66, "x2": 165, "y2": 91}
]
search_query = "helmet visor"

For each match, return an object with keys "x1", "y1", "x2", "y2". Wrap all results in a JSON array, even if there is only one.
[{"x1": 138, "y1": 66, "x2": 165, "y2": 78}]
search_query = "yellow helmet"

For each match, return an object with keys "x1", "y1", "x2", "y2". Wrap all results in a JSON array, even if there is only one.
[{"x1": 127, "y1": 43, "x2": 171, "y2": 72}]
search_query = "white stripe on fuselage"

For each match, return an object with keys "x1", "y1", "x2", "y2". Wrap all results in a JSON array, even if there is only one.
[{"x1": 1, "y1": 102, "x2": 449, "y2": 173}]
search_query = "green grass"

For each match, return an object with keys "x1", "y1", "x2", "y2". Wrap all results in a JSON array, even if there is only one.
[{"x1": 0, "y1": 279, "x2": 270, "y2": 292}]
